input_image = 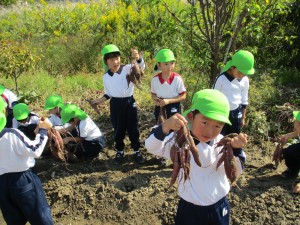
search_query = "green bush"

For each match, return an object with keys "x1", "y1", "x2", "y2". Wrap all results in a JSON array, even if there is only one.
[{"x1": 0, "y1": 0, "x2": 18, "y2": 6}]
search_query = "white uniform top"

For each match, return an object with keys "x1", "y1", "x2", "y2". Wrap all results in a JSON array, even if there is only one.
[
  {"x1": 76, "y1": 116, "x2": 102, "y2": 141},
  {"x1": 12, "y1": 112, "x2": 39, "y2": 128},
  {"x1": 1, "y1": 89, "x2": 18, "y2": 109},
  {"x1": 48, "y1": 114, "x2": 72, "y2": 131},
  {"x1": 145, "y1": 125, "x2": 245, "y2": 206},
  {"x1": 212, "y1": 72, "x2": 249, "y2": 111},
  {"x1": 0, "y1": 128, "x2": 48, "y2": 175},
  {"x1": 103, "y1": 59, "x2": 145, "y2": 98},
  {"x1": 150, "y1": 72, "x2": 186, "y2": 99}
]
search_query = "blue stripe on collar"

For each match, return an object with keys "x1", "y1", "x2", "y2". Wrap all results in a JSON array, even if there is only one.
[{"x1": 107, "y1": 65, "x2": 124, "y2": 76}]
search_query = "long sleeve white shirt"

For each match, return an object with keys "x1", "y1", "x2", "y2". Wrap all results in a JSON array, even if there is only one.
[
  {"x1": 0, "y1": 128, "x2": 48, "y2": 175},
  {"x1": 145, "y1": 125, "x2": 245, "y2": 206}
]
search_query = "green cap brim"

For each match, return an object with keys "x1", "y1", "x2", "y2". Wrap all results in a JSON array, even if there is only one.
[
  {"x1": 183, "y1": 108, "x2": 232, "y2": 125},
  {"x1": 0, "y1": 113, "x2": 6, "y2": 131}
]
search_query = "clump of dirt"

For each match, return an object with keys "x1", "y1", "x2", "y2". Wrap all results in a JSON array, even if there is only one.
[{"x1": 1, "y1": 112, "x2": 300, "y2": 225}]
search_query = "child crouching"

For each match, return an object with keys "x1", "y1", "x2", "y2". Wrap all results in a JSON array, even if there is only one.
[{"x1": 61, "y1": 104, "x2": 105, "y2": 160}]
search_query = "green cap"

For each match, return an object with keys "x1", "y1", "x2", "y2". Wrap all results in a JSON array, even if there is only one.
[
  {"x1": 293, "y1": 111, "x2": 300, "y2": 122},
  {"x1": 0, "y1": 85, "x2": 4, "y2": 95},
  {"x1": 0, "y1": 112, "x2": 7, "y2": 132},
  {"x1": 44, "y1": 95, "x2": 63, "y2": 110},
  {"x1": 13, "y1": 103, "x2": 30, "y2": 121},
  {"x1": 101, "y1": 44, "x2": 121, "y2": 70},
  {"x1": 222, "y1": 50, "x2": 255, "y2": 75},
  {"x1": 0, "y1": 98, "x2": 7, "y2": 112},
  {"x1": 155, "y1": 49, "x2": 176, "y2": 63},
  {"x1": 101, "y1": 44, "x2": 120, "y2": 56},
  {"x1": 61, "y1": 104, "x2": 88, "y2": 124},
  {"x1": 183, "y1": 89, "x2": 231, "y2": 125}
]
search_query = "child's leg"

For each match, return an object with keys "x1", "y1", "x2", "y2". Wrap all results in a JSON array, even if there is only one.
[
  {"x1": 0, "y1": 170, "x2": 54, "y2": 225},
  {"x1": 0, "y1": 173, "x2": 27, "y2": 224},
  {"x1": 126, "y1": 97, "x2": 140, "y2": 151},
  {"x1": 110, "y1": 97, "x2": 127, "y2": 151},
  {"x1": 76, "y1": 137, "x2": 105, "y2": 158},
  {"x1": 283, "y1": 143, "x2": 300, "y2": 175},
  {"x1": 175, "y1": 197, "x2": 230, "y2": 225}
]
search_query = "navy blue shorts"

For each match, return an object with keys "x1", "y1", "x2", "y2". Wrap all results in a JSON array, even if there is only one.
[
  {"x1": 175, "y1": 197, "x2": 230, "y2": 225},
  {"x1": 0, "y1": 169, "x2": 54, "y2": 225}
]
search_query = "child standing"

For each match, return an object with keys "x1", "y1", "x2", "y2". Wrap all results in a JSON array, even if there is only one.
[
  {"x1": 60, "y1": 103, "x2": 105, "y2": 159},
  {"x1": 145, "y1": 89, "x2": 247, "y2": 225},
  {"x1": 0, "y1": 84, "x2": 18, "y2": 128},
  {"x1": 92, "y1": 44, "x2": 145, "y2": 165},
  {"x1": 278, "y1": 111, "x2": 300, "y2": 178},
  {"x1": 0, "y1": 98, "x2": 54, "y2": 225},
  {"x1": 12, "y1": 103, "x2": 40, "y2": 140},
  {"x1": 151, "y1": 49, "x2": 186, "y2": 123},
  {"x1": 212, "y1": 50, "x2": 255, "y2": 135}
]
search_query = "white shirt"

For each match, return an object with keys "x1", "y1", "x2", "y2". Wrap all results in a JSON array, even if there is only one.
[
  {"x1": 213, "y1": 72, "x2": 249, "y2": 111},
  {"x1": 145, "y1": 125, "x2": 244, "y2": 206},
  {"x1": 151, "y1": 72, "x2": 186, "y2": 99},
  {"x1": 103, "y1": 59, "x2": 145, "y2": 98},
  {"x1": 1, "y1": 89, "x2": 18, "y2": 109},
  {"x1": 48, "y1": 114, "x2": 72, "y2": 131},
  {"x1": 0, "y1": 128, "x2": 48, "y2": 175},
  {"x1": 76, "y1": 116, "x2": 102, "y2": 141},
  {"x1": 12, "y1": 112, "x2": 39, "y2": 128}
]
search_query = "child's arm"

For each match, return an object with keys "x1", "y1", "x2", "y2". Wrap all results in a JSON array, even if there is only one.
[
  {"x1": 131, "y1": 48, "x2": 145, "y2": 70},
  {"x1": 280, "y1": 131, "x2": 298, "y2": 144},
  {"x1": 241, "y1": 107, "x2": 247, "y2": 127},
  {"x1": 15, "y1": 118, "x2": 53, "y2": 158},
  {"x1": 158, "y1": 93, "x2": 186, "y2": 107},
  {"x1": 63, "y1": 136, "x2": 84, "y2": 145},
  {"x1": 151, "y1": 93, "x2": 160, "y2": 106},
  {"x1": 92, "y1": 95, "x2": 109, "y2": 106},
  {"x1": 145, "y1": 114, "x2": 187, "y2": 158}
]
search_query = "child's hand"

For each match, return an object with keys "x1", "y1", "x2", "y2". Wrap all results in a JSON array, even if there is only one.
[
  {"x1": 162, "y1": 113, "x2": 187, "y2": 134},
  {"x1": 230, "y1": 133, "x2": 248, "y2": 148},
  {"x1": 131, "y1": 48, "x2": 140, "y2": 61},
  {"x1": 158, "y1": 99, "x2": 169, "y2": 107},
  {"x1": 279, "y1": 135, "x2": 288, "y2": 144},
  {"x1": 39, "y1": 117, "x2": 53, "y2": 130}
]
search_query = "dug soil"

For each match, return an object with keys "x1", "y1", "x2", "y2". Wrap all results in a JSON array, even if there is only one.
[{"x1": 1, "y1": 110, "x2": 300, "y2": 225}]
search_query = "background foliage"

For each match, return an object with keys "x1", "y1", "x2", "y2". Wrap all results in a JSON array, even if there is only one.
[{"x1": 0, "y1": 0, "x2": 299, "y2": 140}]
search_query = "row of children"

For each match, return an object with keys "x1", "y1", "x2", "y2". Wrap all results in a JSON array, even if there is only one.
[{"x1": 1, "y1": 43, "x2": 299, "y2": 224}]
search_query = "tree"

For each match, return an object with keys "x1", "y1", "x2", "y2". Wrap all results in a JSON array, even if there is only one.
[
  {"x1": 0, "y1": 40, "x2": 40, "y2": 94},
  {"x1": 161, "y1": 0, "x2": 280, "y2": 85}
]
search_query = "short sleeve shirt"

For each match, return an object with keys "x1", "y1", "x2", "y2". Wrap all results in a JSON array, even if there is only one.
[{"x1": 151, "y1": 72, "x2": 186, "y2": 99}]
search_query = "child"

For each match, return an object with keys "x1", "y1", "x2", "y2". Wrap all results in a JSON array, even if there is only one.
[
  {"x1": 279, "y1": 111, "x2": 300, "y2": 179},
  {"x1": 0, "y1": 98, "x2": 54, "y2": 225},
  {"x1": 145, "y1": 89, "x2": 247, "y2": 225},
  {"x1": 151, "y1": 49, "x2": 186, "y2": 123},
  {"x1": 92, "y1": 44, "x2": 145, "y2": 165},
  {"x1": 44, "y1": 94, "x2": 73, "y2": 132},
  {"x1": 0, "y1": 84, "x2": 18, "y2": 128},
  {"x1": 212, "y1": 50, "x2": 255, "y2": 135},
  {"x1": 12, "y1": 103, "x2": 40, "y2": 140},
  {"x1": 60, "y1": 103, "x2": 105, "y2": 159}
]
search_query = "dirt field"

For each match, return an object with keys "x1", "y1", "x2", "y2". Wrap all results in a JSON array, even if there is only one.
[{"x1": 1, "y1": 111, "x2": 300, "y2": 225}]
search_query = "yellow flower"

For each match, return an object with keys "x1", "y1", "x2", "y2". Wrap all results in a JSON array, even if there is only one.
[{"x1": 53, "y1": 30, "x2": 60, "y2": 37}]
